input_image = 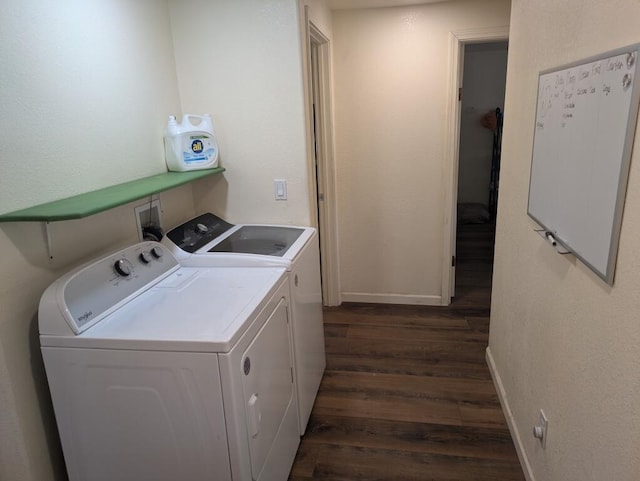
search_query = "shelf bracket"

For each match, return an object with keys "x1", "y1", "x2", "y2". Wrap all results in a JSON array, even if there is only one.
[{"x1": 43, "y1": 221, "x2": 53, "y2": 260}]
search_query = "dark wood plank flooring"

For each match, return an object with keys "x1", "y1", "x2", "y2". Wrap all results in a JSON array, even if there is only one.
[{"x1": 289, "y1": 222, "x2": 525, "y2": 481}]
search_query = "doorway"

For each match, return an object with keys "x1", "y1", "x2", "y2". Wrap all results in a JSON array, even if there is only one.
[
  {"x1": 454, "y1": 41, "x2": 508, "y2": 306},
  {"x1": 302, "y1": 12, "x2": 340, "y2": 306},
  {"x1": 441, "y1": 27, "x2": 509, "y2": 305}
]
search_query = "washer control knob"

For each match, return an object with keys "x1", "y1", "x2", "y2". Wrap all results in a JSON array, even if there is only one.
[
  {"x1": 114, "y1": 259, "x2": 131, "y2": 277},
  {"x1": 139, "y1": 251, "x2": 153, "y2": 264},
  {"x1": 195, "y1": 223, "x2": 209, "y2": 235},
  {"x1": 150, "y1": 246, "x2": 163, "y2": 259}
]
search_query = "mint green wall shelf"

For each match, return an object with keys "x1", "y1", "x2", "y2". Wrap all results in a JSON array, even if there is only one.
[{"x1": 0, "y1": 168, "x2": 225, "y2": 222}]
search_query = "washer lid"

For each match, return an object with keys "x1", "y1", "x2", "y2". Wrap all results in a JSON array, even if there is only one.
[
  {"x1": 41, "y1": 266, "x2": 287, "y2": 352},
  {"x1": 207, "y1": 225, "x2": 305, "y2": 256},
  {"x1": 162, "y1": 213, "x2": 316, "y2": 266},
  {"x1": 185, "y1": 225, "x2": 316, "y2": 268}
]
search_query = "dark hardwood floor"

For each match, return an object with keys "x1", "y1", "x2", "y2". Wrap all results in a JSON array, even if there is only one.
[{"x1": 289, "y1": 222, "x2": 525, "y2": 481}]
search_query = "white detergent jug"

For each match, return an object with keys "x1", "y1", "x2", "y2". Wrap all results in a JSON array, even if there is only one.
[{"x1": 164, "y1": 114, "x2": 219, "y2": 172}]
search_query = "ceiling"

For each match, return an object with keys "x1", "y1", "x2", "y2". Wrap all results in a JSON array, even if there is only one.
[{"x1": 326, "y1": 0, "x2": 450, "y2": 10}]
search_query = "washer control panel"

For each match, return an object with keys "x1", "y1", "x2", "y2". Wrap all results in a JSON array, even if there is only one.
[
  {"x1": 165, "y1": 212, "x2": 234, "y2": 253},
  {"x1": 61, "y1": 242, "x2": 180, "y2": 334}
]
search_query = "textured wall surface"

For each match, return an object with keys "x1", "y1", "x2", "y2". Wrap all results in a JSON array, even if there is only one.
[
  {"x1": 0, "y1": 0, "x2": 181, "y2": 215},
  {"x1": 332, "y1": 0, "x2": 511, "y2": 304},
  {"x1": 489, "y1": 1, "x2": 640, "y2": 479},
  {"x1": 169, "y1": 0, "x2": 312, "y2": 226}
]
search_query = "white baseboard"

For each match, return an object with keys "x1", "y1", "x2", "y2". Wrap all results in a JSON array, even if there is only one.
[
  {"x1": 486, "y1": 347, "x2": 536, "y2": 481},
  {"x1": 340, "y1": 292, "x2": 442, "y2": 306}
]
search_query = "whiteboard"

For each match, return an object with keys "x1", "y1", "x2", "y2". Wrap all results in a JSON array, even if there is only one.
[{"x1": 528, "y1": 45, "x2": 640, "y2": 285}]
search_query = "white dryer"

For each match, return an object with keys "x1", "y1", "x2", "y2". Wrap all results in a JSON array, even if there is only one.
[
  {"x1": 39, "y1": 241, "x2": 299, "y2": 481},
  {"x1": 162, "y1": 213, "x2": 326, "y2": 434}
]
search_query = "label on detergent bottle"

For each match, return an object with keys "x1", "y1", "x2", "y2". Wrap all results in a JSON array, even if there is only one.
[{"x1": 183, "y1": 135, "x2": 217, "y2": 164}]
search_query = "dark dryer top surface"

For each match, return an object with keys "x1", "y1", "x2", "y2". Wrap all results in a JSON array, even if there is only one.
[{"x1": 208, "y1": 226, "x2": 305, "y2": 257}]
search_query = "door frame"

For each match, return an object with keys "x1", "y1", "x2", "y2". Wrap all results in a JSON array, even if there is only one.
[
  {"x1": 300, "y1": 5, "x2": 341, "y2": 306},
  {"x1": 441, "y1": 26, "x2": 509, "y2": 305}
]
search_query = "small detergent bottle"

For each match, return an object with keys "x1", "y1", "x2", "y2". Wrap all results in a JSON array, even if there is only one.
[{"x1": 163, "y1": 114, "x2": 219, "y2": 172}]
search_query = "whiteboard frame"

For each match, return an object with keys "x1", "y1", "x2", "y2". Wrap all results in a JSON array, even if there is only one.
[{"x1": 527, "y1": 43, "x2": 640, "y2": 285}]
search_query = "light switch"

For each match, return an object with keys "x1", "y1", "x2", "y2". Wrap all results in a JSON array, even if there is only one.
[{"x1": 274, "y1": 179, "x2": 287, "y2": 200}]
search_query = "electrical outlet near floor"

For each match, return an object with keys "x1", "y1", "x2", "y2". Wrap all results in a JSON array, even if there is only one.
[{"x1": 134, "y1": 199, "x2": 163, "y2": 241}]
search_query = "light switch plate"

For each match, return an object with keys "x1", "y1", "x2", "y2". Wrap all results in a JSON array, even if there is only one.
[{"x1": 274, "y1": 179, "x2": 287, "y2": 200}]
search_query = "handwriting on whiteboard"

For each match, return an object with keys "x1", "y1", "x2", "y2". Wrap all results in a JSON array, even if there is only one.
[{"x1": 536, "y1": 56, "x2": 632, "y2": 129}]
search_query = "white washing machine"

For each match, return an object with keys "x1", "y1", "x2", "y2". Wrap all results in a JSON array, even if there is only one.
[
  {"x1": 162, "y1": 213, "x2": 326, "y2": 434},
  {"x1": 39, "y1": 241, "x2": 299, "y2": 481}
]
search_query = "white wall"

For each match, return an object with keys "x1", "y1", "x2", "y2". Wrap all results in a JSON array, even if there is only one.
[
  {"x1": 489, "y1": 1, "x2": 640, "y2": 480},
  {"x1": 0, "y1": 1, "x2": 197, "y2": 479},
  {"x1": 169, "y1": 0, "x2": 312, "y2": 226},
  {"x1": 0, "y1": 0, "x2": 180, "y2": 215},
  {"x1": 332, "y1": 0, "x2": 511, "y2": 305},
  {"x1": 458, "y1": 42, "x2": 508, "y2": 207},
  {"x1": 302, "y1": 0, "x2": 334, "y2": 38}
]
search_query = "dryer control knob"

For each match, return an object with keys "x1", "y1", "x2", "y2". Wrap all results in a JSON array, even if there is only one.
[
  {"x1": 195, "y1": 223, "x2": 209, "y2": 234},
  {"x1": 139, "y1": 251, "x2": 152, "y2": 264},
  {"x1": 114, "y1": 259, "x2": 131, "y2": 277},
  {"x1": 151, "y1": 246, "x2": 164, "y2": 259}
]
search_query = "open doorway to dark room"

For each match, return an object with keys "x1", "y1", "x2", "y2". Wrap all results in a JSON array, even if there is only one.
[{"x1": 454, "y1": 41, "x2": 508, "y2": 308}]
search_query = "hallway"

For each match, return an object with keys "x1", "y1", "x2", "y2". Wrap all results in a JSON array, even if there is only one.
[{"x1": 289, "y1": 222, "x2": 523, "y2": 480}]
